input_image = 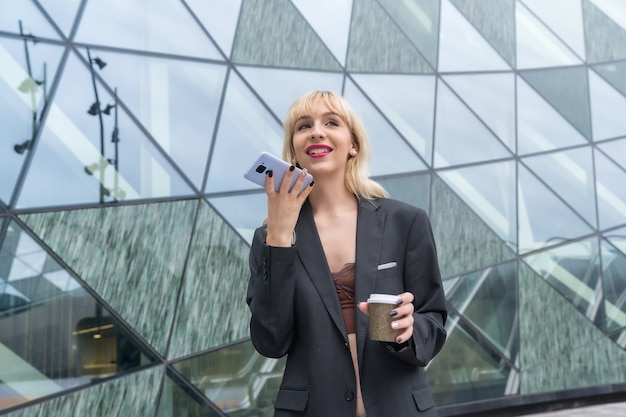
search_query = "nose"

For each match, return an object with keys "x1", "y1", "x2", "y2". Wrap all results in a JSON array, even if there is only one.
[{"x1": 310, "y1": 123, "x2": 325, "y2": 139}]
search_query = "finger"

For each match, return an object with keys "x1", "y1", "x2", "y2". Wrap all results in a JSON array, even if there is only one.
[
  {"x1": 357, "y1": 302, "x2": 369, "y2": 316},
  {"x1": 279, "y1": 165, "x2": 297, "y2": 192},
  {"x1": 396, "y1": 291, "x2": 415, "y2": 307},
  {"x1": 264, "y1": 170, "x2": 275, "y2": 194}
]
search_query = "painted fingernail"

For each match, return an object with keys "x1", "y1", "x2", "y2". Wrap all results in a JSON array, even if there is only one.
[
  {"x1": 289, "y1": 165, "x2": 295, "y2": 171},
  {"x1": 309, "y1": 181, "x2": 314, "y2": 186},
  {"x1": 267, "y1": 170, "x2": 273, "y2": 177},
  {"x1": 389, "y1": 310, "x2": 397, "y2": 317},
  {"x1": 296, "y1": 162, "x2": 302, "y2": 168},
  {"x1": 396, "y1": 337, "x2": 403, "y2": 343},
  {"x1": 391, "y1": 321, "x2": 399, "y2": 330},
  {"x1": 301, "y1": 168, "x2": 308, "y2": 176},
  {"x1": 395, "y1": 299, "x2": 402, "y2": 306}
]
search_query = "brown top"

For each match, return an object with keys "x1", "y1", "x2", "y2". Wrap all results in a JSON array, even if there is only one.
[{"x1": 332, "y1": 262, "x2": 356, "y2": 334}]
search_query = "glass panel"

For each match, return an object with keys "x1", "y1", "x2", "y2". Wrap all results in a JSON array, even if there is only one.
[
  {"x1": 168, "y1": 201, "x2": 250, "y2": 359},
  {"x1": 438, "y1": 0, "x2": 510, "y2": 72},
  {"x1": 521, "y1": 0, "x2": 586, "y2": 59},
  {"x1": 427, "y1": 309, "x2": 518, "y2": 406},
  {"x1": 185, "y1": 0, "x2": 242, "y2": 57},
  {"x1": 0, "y1": 1, "x2": 60, "y2": 39},
  {"x1": 595, "y1": 150, "x2": 626, "y2": 230},
  {"x1": 237, "y1": 66, "x2": 343, "y2": 121},
  {"x1": 583, "y1": 0, "x2": 626, "y2": 63},
  {"x1": 597, "y1": 138, "x2": 626, "y2": 177},
  {"x1": 0, "y1": 220, "x2": 157, "y2": 412},
  {"x1": 208, "y1": 193, "x2": 266, "y2": 245},
  {"x1": 522, "y1": 147, "x2": 596, "y2": 227},
  {"x1": 77, "y1": 48, "x2": 228, "y2": 189},
  {"x1": 434, "y1": 81, "x2": 511, "y2": 168},
  {"x1": 205, "y1": 72, "x2": 283, "y2": 194},
  {"x1": 16, "y1": 52, "x2": 195, "y2": 208},
  {"x1": 292, "y1": 0, "x2": 353, "y2": 66},
  {"x1": 520, "y1": 66, "x2": 591, "y2": 140},
  {"x1": 439, "y1": 161, "x2": 517, "y2": 248},
  {"x1": 589, "y1": 69, "x2": 626, "y2": 141},
  {"x1": 516, "y1": 2, "x2": 582, "y2": 69},
  {"x1": 518, "y1": 164, "x2": 593, "y2": 254},
  {"x1": 75, "y1": 0, "x2": 222, "y2": 60},
  {"x1": 232, "y1": 0, "x2": 340, "y2": 70},
  {"x1": 523, "y1": 238, "x2": 602, "y2": 325},
  {"x1": 378, "y1": 0, "x2": 440, "y2": 68},
  {"x1": 593, "y1": 61, "x2": 626, "y2": 97},
  {"x1": 590, "y1": 0, "x2": 626, "y2": 31},
  {"x1": 173, "y1": 340, "x2": 286, "y2": 416},
  {"x1": 517, "y1": 76, "x2": 587, "y2": 155},
  {"x1": 444, "y1": 73, "x2": 516, "y2": 152},
  {"x1": 20, "y1": 200, "x2": 198, "y2": 355},
  {"x1": 602, "y1": 237, "x2": 626, "y2": 331},
  {"x1": 352, "y1": 74, "x2": 436, "y2": 164},
  {"x1": 0, "y1": 38, "x2": 64, "y2": 205},
  {"x1": 38, "y1": 0, "x2": 82, "y2": 36},
  {"x1": 376, "y1": 173, "x2": 431, "y2": 213},
  {"x1": 156, "y1": 371, "x2": 222, "y2": 417},
  {"x1": 344, "y1": 78, "x2": 427, "y2": 176},
  {"x1": 431, "y1": 175, "x2": 516, "y2": 279}
]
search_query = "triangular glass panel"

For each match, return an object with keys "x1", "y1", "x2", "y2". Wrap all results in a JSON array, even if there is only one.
[
  {"x1": 523, "y1": 237, "x2": 603, "y2": 327},
  {"x1": 20, "y1": 200, "x2": 198, "y2": 355},
  {"x1": 0, "y1": 220, "x2": 158, "y2": 412},
  {"x1": 37, "y1": 0, "x2": 82, "y2": 37},
  {"x1": 75, "y1": 0, "x2": 222, "y2": 59},
  {"x1": 172, "y1": 340, "x2": 286, "y2": 416},
  {"x1": 205, "y1": 72, "x2": 283, "y2": 194},
  {"x1": 431, "y1": 175, "x2": 516, "y2": 279},
  {"x1": 377, "y1": 0, "x2": 441, "y2": 69},
  {"x1": 590, "y1": 0, "x2": 626, "y2": 31},
  {"x1": 438, "y1": 0, "x2": 510, "y2": 72},
  {"x1": 433, "y1": 81, "x2": 511, "y2": 168},
  {"x1": 292, "y1": 0, "x2": 353, "y2": 66},
  {"x1": 168, "y1": 200, "x2": 251, "y2": 359},
  {"x1": 231, "y1": 0, "x2": 340, "y2": 70},
  {"x1": 439, "y1": 161, "x2": 517, "y2": 247},
  {"x1": 522, "y1": 147, "x2": 597, "y2": 228},
  {"x1": 517, "y1": 164, "x2": 593, "y2": 254},
  {"x1": 516, "y1": 2, "x2": 583, "y2": 69},
  {"x1": 352, "y1": 74, "x2": 436, "y2": 164},
  {"x1": 426, "y1": 308, "x2": 518, "y2": 405},
  {"x1": 601, "y1": 236, "x2": 626, "y2": 332},
  {"x1": 76, "y1": 48, "x2": 228, "y2": 190},
  {"x1": 344, "y1": 79, "x2": 427, "y2": 176},
  {"x1": 156, "y1": 370, "x2": 222, "y2": 417},
  {"x1": 521, "y1": 0, "x2": 586, "y2": 60},
  {"x1": 208, "y1": 193, "x2": 267, "y2": 245},
  {"x1": 444, "y1": 73, "x2": 516, "y2": 152},
  {"x1": 593, "y1": 61, "x2": 626, "y2": 97},
  {"x1": 376, "y1": 172, "x2": 431, "y2": 214},
  {"x1": 346, "y1": 0, "x2": 432, "y2": 73},
  {"x1": 17, "y1": 52, "x2": 195, "y2": 209},
  {"x1": 517, "y1": 76, "x2": 588, "y2": 155},
  {"x1": 445, "y1": 261, "x2": 518, "y2": 359},
  {"x1": 589, "y1": 69, "x2": 626, "y2": 141},
  {"x1": 451, "y1": 0, "x2": 516, "y2": 67},
  {"x1": 520, "y1": 66, "x2": 591, "y2": 140},
  {"x1": 0, "y1": 2, "x2": 61, "y2": 39},
  {"x1": 237, "y1": 66, "x2": 343, "y2": 121},
  {"x1": 582, "y1": 0, "x2": 626, "y2": 63},
  {"x1": 595, "y1": 150, "x2": 626, "y2": 230},
  {"x1": 597, "y1": 137, "x2": 626, "y2": 170},
  {"x1": 185, "y1": 0, "x2": 242, "y2": 57},
  {"x1": 0, "y1": 38, "x2": 65, "y2": 205}
]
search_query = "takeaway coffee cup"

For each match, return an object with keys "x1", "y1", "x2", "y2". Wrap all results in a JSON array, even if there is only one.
[{"x1": 367, "y1": 293, "x2": 401, "y2": 342}]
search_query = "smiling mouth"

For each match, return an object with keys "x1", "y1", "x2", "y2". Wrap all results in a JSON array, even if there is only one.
[{"x1": 306, "y1": 146, "x2": 332, "y2": 156}]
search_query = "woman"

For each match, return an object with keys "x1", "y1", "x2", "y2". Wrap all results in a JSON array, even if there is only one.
[{"x1": 246, "y1": 90, "x2": 447, "y2": 416}]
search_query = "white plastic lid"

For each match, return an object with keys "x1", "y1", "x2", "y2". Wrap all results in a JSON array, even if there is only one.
[{"x1": 367, "y1": 293, "x2": 398, "y2": 304}]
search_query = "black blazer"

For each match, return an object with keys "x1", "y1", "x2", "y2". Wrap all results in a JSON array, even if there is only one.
[{"x1": 247, "y1": 198, "x2": 447, "y2": 417}]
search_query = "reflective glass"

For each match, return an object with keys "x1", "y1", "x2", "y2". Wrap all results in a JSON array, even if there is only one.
[
  {"x1": 589, "y1": 69, "x2": 626, "y2": 141},
  {"x1": 173, "y1": 341, "x2": 286, "y2": 416},
  {"x1": 583, "y1": 0, "x2": 626, "y2": 63},
  {"x1": 438, "y1": 0, "x2": 509, "y2": 72},
  {"x1": 205, "y1": 72, "x2": 283, "y2": 194},
  {"x1": 593, "y1": 61, "x2": 626, "y2": 97},
  {"x1": 185, "y1": 0, "x2": 242, "y2": 57},
  {"x1": 376, "y1": 173, "x2": 431, "y2": 213},
  {"x1": 590, "y1": 0, "x2": 626, "y2": 31},
  {"x1": 352, "y1": 74, "x2": 436, "y2": 164},
  {"x1": 601, "y1": 237, "x2": 626, "y2": 332},
  {"x1": 439, "y1": 161, "x2": 516, "y2": 248},
  {"x1": 344, "y1": 79, "x2": 427, "y2": 175},
  {"x1": 434, "y1": 81, "x2": 511, "y2": 168},
  {"x1": 0, "y1": 220, "x2": 157, "y2": 412},
  {"x1": 595, "y1": 150, "x2": 626, "y2": 230},
  {"x1": 0, "y1": 38, "x2": 64, "y2": 205},
  {"x1": 156, "y1": 371, "x2": 222, "y2": 417},
  {"x1": 516, "y1": 2, "x2": 582, "y2": 69},
  {"x1": 75, "y1": 0, "x2": 221, "y2": 60},
  {"x1": 522, "y1": 147, "x2": 596, "y2": 227},
  {"x1": 517, "y1": 164, "x2": 593, "y2": 254},
  {"x1": 17, "y1": 52, "x2": 195, "y2": 208},
  {"x1": 443, "y1": 73, "x2": 516, "y2": 152},
  {"x1": 597, "y1": 138, "x2": 626, "y2": 176},
  {"x1": 517, "y1": 76, "x2": 587, "y2": 155},
  {"x1": 0, "y1": 0, "x2": 60, "y2": 39},
  {"x1": 292, "y1": 0, "x2": 353, "y2": 66},
  {"x1": 208, "y1": 193, "x2": 267, "y2": 244},
  {"x1": 38, "y1": 0, "x2": 82, "y2": 36},
  {"x1": 77, "y1": 48, "x2": 228, "y2": 189}
]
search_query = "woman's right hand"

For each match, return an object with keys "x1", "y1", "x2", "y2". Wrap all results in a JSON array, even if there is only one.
[{"x1": 264, "y1": 165, "x2": 314, "y2": 247}]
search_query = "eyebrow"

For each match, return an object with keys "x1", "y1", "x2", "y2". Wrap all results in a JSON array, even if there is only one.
[{"x1": 295, "y1": 111, "x2": 342, "y2": 122}]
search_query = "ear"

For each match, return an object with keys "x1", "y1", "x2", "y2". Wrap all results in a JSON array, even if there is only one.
[{"x1": 349, "y1": 143, "x2": 358, "y2": 156}]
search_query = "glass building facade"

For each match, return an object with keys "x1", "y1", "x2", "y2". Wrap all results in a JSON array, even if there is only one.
[{"x1": 1, "y1": 0, "x2": 626, "y2": 415}]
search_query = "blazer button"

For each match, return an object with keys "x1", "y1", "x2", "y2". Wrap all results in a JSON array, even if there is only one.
[{"x1": 344, "y1": 390, "x2": 354, "y2": 401}]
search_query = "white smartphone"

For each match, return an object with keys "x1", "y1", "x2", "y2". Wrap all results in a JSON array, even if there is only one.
[{"x1": 244, "y1": 151, "x2": 313, "y2": 193}]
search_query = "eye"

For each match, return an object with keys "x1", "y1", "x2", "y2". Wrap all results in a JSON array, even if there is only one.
[
  {"x1": 326, "y1": 120, "x2": 339, "y2": 126},
  {"x1": 296, "y1": 123, "x2": 310, "y2": 131}
]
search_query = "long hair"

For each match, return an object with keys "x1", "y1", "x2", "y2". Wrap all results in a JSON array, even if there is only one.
[{"x1": 282, "y1": 91, "x2": 388, "y2": 200}]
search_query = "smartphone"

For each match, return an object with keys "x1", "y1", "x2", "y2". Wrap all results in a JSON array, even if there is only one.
[{"x1": 244, "y1": 151, "x2": 313, "y2": 193}]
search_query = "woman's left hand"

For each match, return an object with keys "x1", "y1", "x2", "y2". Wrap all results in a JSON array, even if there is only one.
[{"x1": 358, "y1": 292, "x2": 415, "y2": 344}]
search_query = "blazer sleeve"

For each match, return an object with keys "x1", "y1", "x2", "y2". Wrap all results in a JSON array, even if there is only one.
[{"x1": 246, "y1": 226, "x2": 297, "y2": 359}]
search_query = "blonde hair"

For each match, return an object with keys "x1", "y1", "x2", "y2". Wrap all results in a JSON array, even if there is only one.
[{"x1": 282, "y1": 91, "x2": 388, "y2": 200}]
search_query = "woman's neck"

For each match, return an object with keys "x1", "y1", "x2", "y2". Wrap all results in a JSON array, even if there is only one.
[{"x1": 308, "y1": 182, "x2": 357, "y2": 217}]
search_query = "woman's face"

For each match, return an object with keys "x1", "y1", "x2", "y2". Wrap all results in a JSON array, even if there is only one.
[{"x1": 291, "y1": 100, "x2": 357, "y2": 180}]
